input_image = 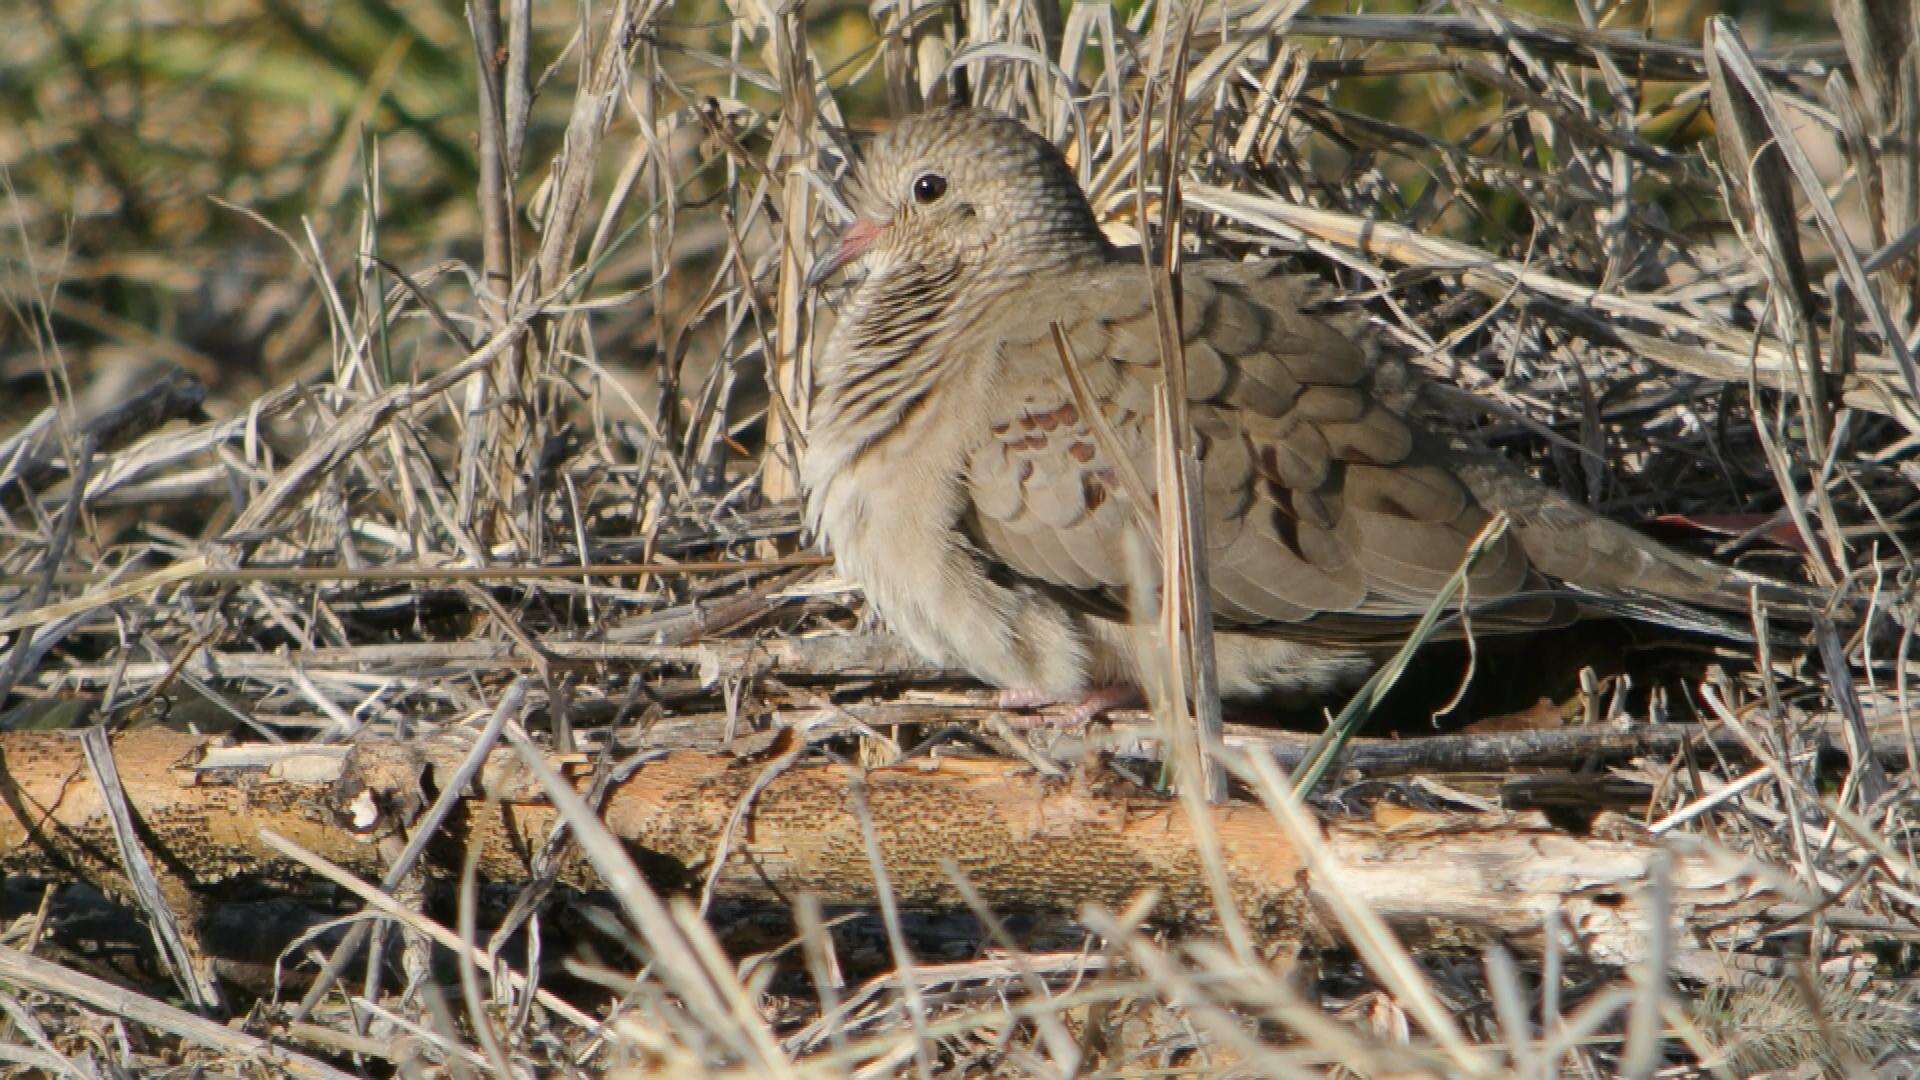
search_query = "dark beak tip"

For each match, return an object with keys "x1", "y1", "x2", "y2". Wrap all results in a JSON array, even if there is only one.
[
  {"x1": 804, "y1": 219, "x2": 882, "y2": 292},
  {"x1": 803, "y1": 255, "x2": 838, "y2": 292}
]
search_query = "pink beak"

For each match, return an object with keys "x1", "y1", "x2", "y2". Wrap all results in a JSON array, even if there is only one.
[{"x1": 805, "y1": 219, "x2": 884, "y2": 290}]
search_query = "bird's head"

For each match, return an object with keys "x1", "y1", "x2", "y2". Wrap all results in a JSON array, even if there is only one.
[{"x1": 807, "y1": 107, "x2": 1112, "y2": 292}]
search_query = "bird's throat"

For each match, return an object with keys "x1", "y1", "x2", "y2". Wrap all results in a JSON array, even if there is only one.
[
  {"x1": 843, "y1": 258, "x2": 966, "y2": 358},
  {"x1": 815, "y1": 258, "x2": 973, "y2": 445}
]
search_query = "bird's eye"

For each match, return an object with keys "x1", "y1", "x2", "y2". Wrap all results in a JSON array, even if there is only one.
[{"x1": 912, "y1": 173, "x2": 948, "y2": 204}]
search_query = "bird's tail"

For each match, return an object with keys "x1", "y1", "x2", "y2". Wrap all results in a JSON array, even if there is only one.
[{"x1": 1453, "y1": 459, "x2": 1836, "y2": 642}]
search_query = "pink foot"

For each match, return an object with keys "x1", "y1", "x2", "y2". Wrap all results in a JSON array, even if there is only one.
[{"x1": 995, "y1": 685, "x2": 1143, "y2": 729}]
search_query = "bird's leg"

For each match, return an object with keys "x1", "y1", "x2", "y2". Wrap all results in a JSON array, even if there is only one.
[{"x1": 995, "y1": 684, "x2": 1143, "y2": 729}]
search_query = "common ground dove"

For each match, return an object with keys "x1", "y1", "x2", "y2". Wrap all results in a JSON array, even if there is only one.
[{"x1": 803, "y1": 106, "x2": 1764, "y2": 709}]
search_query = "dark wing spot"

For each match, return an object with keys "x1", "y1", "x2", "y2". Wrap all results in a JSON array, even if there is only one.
[{"x1": 1269, "y1": 500, "x2": 1308, "y2": 561}]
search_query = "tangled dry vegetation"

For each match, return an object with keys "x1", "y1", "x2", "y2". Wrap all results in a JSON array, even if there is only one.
[{"x1": 3, "y1": 0, "x2": 1920, "y2": 1075}]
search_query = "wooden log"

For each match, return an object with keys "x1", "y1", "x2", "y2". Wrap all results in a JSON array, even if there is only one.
[{"x1": 0, "y1": 727, "x2": 1793, "y2": 979}]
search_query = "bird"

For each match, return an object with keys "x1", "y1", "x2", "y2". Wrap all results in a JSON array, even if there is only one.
[{"x1": 802, "y1": 105, "x2": 1777, "y2": 717}]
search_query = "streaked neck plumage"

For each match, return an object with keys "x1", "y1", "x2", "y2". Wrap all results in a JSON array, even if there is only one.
[{"x1": 810, "y1": 233, "x2": 1110, "y2": 479}]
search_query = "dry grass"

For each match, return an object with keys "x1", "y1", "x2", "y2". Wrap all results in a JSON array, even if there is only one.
[{"x1": 2, "y1": 0, "x2": 1919, "y2": 1075}]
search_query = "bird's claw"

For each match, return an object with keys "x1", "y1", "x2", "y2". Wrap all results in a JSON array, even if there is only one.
[{"x1": 994, "y1": 685, "x2": 1141, "y2": 731}]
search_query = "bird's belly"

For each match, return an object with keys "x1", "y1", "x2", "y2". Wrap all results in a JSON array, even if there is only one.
[
  {"x1": 814, "y1": 453, "x2": 1095, "y2": 696},
  {"x1": 814, "y1": 443, "x2": 967, "y2": 651}
]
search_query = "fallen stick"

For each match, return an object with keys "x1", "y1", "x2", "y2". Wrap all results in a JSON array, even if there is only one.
[
  {"x1": 0, "y1": 727, "x2": 1795, "y2": 981},
  {"x1": 2, "y1": 366, "x2": 209, "y2": 505},
  {"x1": 44, "y1": 633, "x2": 941, "y2": 683}
]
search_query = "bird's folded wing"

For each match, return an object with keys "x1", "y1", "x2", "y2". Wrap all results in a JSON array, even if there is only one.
[{"x1": 962, "y1": 261, "x2": 1551, "y2": 637}]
